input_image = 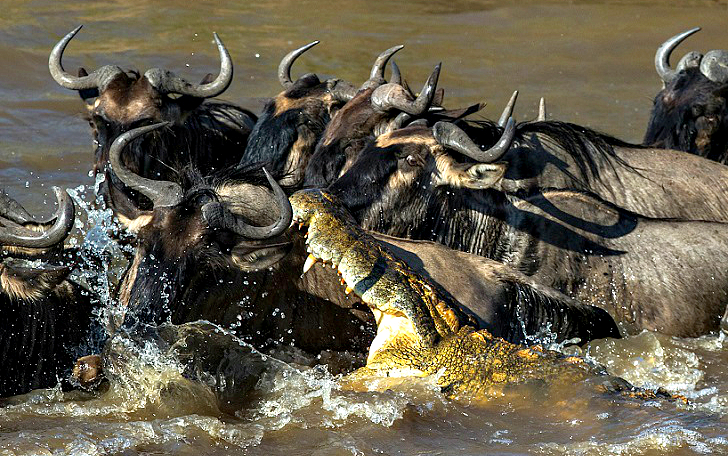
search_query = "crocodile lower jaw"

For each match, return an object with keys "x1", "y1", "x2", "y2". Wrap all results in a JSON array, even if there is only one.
[
  {"x1": 295, "y1": 221, "x2": 419, "y2": 368},
  {"x1": 368, "y1": 308, "x2": 420, "y2": 366}
]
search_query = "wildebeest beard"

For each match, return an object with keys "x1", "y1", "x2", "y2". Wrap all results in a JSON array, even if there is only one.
[
  {"x1": 91, "y1": 100, "x2": 257, "y2": 213},
  {"x1": 644, "y1": 67, "x2": 728, "y2": 164}
]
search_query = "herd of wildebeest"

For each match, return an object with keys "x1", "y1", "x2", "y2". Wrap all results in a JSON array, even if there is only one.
[{"x1": 1, "y1": 25, "x2": 728, "y2": 403}]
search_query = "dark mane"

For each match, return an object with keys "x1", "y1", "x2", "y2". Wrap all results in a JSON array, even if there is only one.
[{"x1": 242, "y1": 95, "x2": 331, "y2": 179}]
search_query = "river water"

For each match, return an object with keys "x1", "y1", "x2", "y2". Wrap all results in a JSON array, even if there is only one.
[{"x1": 1, "y1": 1, "x2": 728, "y2": 454}]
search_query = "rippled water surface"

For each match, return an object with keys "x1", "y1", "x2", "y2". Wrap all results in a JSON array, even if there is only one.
[{"x1": 1, "y1": 1, "x2": 728, "y2": 454}]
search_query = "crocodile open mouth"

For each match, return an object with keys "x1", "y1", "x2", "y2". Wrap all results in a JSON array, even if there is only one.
[
  {"x1": 291, "y1": 190, "x2": 429, "y2": 367},
  {"x1": 293, "y1": 216, "x2": 420, "y2": 365}
]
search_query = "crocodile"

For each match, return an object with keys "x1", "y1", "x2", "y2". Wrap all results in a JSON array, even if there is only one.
[{"x1": 290, "y1": 188, "x2": 681, "y2": 400}]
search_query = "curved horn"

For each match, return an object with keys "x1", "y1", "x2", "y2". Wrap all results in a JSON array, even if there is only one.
[
  {"x1": 202, "y1": 168, "x2": 292, "y2": 239},
  {"x1": 433, "y1": 118, "x2": 515, "y2": 163},
  {"x1": 370, "y1": 63, "x2": 441, "y2": 114},
  {"x1": 498, "y1": 90, "x2": 518, "y2": 127},
  {"x1": 537, "y1": 97, "x2": 546, "y2": 122},
  {"x1": 677, "y1": 51, "x2": 703, "y2": 72},
  {"x1": 0, "y1": 187, "x2": 74, "y2": 248},
  {"x1": 49, "y1": 25, "x2": 124, "y2": 91},
  {"x1": 109, "y1": 122, "x2": 183, "y2": 207},
  {"x1": 390, "y1": 112, "x2": 412, "y2": 131},
  {"x1": 328, "y1": 78, "x2": 359, "y2": 102},
  {"x1": 360, "y1": 45, "x2": 404, "y2": 90},
  {"x1": 390, "y1": 61, "x2": 402, "y2": 85},
  {"x1": 700, "y1": 49, "x2": 728, "y2": 84},
  {"x1": 144, "y1": 33, "x2": 233, "y2": 98},
  {"x1": 0, "y1": 189, "x2": 35, "y2": 224},
  {"x1": 278, "y1": 41, "x2": 319, "y2": 88},
  {"x1": 655, "y1": 27, "x2": 701, "y2": 84}
]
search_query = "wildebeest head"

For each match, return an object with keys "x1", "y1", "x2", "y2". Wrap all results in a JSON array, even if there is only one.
[
  {"x1": 49, "y1": 26, "x2": 256, "y2": 218},
  {"x1": 242, "y1": 41, "x2": 360, "y2": 187},
  {"x1": 0, "y1": 187, "x2": 76, "y2": 300},
  {"x1": 109, "y1": 124, "x2": 293, "y2": 327},
  {"x1": 304, "y1": 57, "x2": 443, "y2": 188},
  {"x1": 0, "y1": 187, "x2": 98, "y2": 397},
  {"x1": 328, "y1": 118, "x2": 515, "y2": 243},
  {"x1": 644, "y1": 27, "x2": 728, "y2": 163}
]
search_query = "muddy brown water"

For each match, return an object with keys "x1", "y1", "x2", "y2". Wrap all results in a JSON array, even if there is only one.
[{"x1": 2, "y1": 1, "x2": 728, "y2": 454}]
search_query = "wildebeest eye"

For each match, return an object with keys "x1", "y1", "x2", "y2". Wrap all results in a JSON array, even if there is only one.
[
  {"x1": 405, "y1": 154, "x2": 421, "y2": 167},
  {"x1": 192, "y1": 192, "x2": 216, "y2": 206}
]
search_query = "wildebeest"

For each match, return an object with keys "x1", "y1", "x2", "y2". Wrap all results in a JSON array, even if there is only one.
[
  {"x1": 240, "y1": 41, "x2": 360, "y2": 187},
  {"x1": 644, "y1": 28, "x2": 728, "y2": 164},
  {"x1": 242, "y1": 43, "x2": 444, "y2": 188},
  {"x1": 49, "y1": 26, "x2": 257, "y2": 222},
  {"x1": 394, "y1": 108, "x2": 728, "y2": 222},
  {"x1": 108, "y1": 124, "x2": 618, "y2": 357},
  {"x1": 327, "y1": 122, "x2": 728, "y2": 336},
  {"x1": 0, "y1": 188, "x2": 96, "y2": 397},
  {"x1": 302, "y1": 60, "x2": 444, "y2": 188}
]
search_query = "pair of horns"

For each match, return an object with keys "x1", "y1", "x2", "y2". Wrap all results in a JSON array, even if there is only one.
[
  {"x1": 498, "y1": 90, "x2": 546, "y2": 126},
  {"x1": 50, "y1": 25, "x2": 232, "y2": 97},
  {"x1": 655, "y1": 27, "x2": 728, "y2": 85},
  {"x1": 0, "y1": 188, "x2": 74, "y2": 248},
  {"x1": 109, "y1": 124, "x2": 291, "y2": 239}
]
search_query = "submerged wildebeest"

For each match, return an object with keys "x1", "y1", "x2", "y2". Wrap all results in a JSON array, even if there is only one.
[
  {"x1": 644, "y1": 28, "x2": 728, "y2": 164},
  {"x1": 49, "y1": 26, "x2": 257, "y2": 222},
  {"x1": 0, "y1": 188, "x2": 96, "y2": 397},
  {"x1": 326, "y1": 122, "x2": 728, "y2": 336},
  {"x1": 104, "y1": 124, "x2": 617, "y2": 361}
]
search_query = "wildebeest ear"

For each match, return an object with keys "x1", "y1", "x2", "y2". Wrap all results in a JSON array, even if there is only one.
[
  {"x1": 116, "y1": 212, "x2": 154, "y2": 234},
  {"x1": 0, "y1": 263, "x2": 71, "y2": 301},
  {"x1": 200, "y1": 73, "x2": 215, "y2": 85},
  {"x1": 461, "y1": 163, "x2": 507, "y2": 189},
  {"x1": 77, "y1": 68, "x2": 100, "y2": 103},
  {"x1": 437, "y1": 161, "x2": 507, "y2": 189}
]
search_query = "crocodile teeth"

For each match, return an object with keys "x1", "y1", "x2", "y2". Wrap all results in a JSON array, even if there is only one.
[
  {"x1": 345, "y1": 286, "x2": 353, "y2": 295},
  {"x1": 340, "y1": 278, "x2": 346, "y2": 285},
  {"x1": 297, "y1": 222, "x2": 304, "y2": 230},
  {"x1": 303, "y1": 254, "x2": 318, "y2": 274}
]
